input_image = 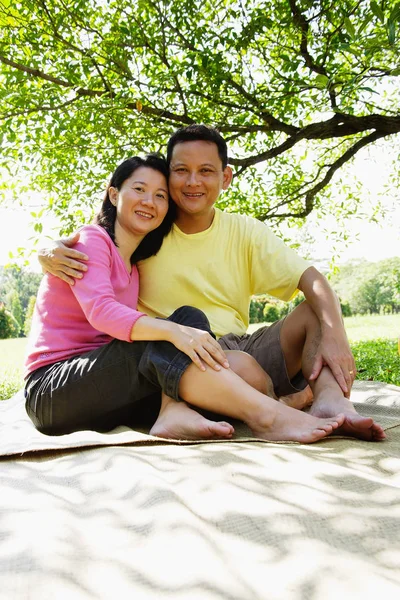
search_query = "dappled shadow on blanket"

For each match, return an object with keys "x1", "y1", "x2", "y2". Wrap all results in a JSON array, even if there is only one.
[{"x1": 1, "y1": 435, "x2": 400, "y2": 600}]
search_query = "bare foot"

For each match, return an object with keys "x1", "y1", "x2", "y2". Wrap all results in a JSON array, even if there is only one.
[
  {"x1": 150, "y1": 400, "x2": 234, "y2": 440},
  {"x1": 279, "y1": 385, "x2": 313, "y2": 410},
  {"x1": 309, "y1": 392, "x2": 386, "y2": 441},
  {"x1": 246, "y1": 402, "x2": 345, "y2": 444}
]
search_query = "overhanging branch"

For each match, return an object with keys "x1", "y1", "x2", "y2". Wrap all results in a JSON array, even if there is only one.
[
  {"x1": 255, "y1": 130, "x2": 388, "y2": 221},
  {"x1": 229, "y1": 114, "x2": 400, "y2": 172}
]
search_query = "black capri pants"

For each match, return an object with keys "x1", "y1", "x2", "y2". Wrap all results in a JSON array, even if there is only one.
[{"x1": 25, "y1": 306, "x2": 214, "y2": 436}]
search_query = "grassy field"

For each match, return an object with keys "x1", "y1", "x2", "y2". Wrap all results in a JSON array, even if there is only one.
[
  {"x1": 1, "y1": 314, "x2": 399, "y2": 400},
  {"x1": 248, "y1": 313, "x2": 400, "y2": 340},
  {"x1": 343, "y1": 314, "x2": 400, "y2": 343},
  {"x1": 0, "y1": 337, "x2": 27, "y2": 401}
]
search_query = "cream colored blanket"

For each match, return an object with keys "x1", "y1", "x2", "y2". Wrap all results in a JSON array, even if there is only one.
[{"x1": 0, "y1": 381, "x2": 399, "y2": 599}]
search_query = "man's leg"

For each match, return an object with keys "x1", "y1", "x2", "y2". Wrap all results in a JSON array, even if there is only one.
[
  {"x1": 219, "y1": 325, "x2": 312, "y2": 408},
  {"x1": 279, "y1": 302, "x2": 385, "y2": 441}
]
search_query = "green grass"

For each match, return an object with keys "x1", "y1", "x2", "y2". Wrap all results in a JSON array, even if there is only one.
[
  {"x1": 343, "y1": 314, "x2": 400, "y2": 343},
  {"x1": 248, "y1": 313, "x2": 400, "y2": 341},
  {"x1": 351, "y1": 339, "x2": 400, "y2": 386},
  {"x1": 1, "y1": 314, "x2": 399, "y2": 400},
  {"x1": 247, "y1": 314, "x2": 400, "y2": 387},
  {"x1": 0, "y1": 337, "x2": 27, "y2": 401}
]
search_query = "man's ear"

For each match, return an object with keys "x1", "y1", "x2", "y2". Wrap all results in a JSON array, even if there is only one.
[
  {"x1": 222, "y1": 165, "x2": 233, "y2": 190},
  {"x1": 109, "y1": 186, "x2": 118, "y2": 206}
]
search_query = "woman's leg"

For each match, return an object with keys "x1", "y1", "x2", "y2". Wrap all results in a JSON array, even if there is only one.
[
  {"x1": 25, "y1": 338, "x2": 159, "y2": 435},
  {"x1": 143, "y1": 308, "x2": 340, "y2": 442},
  {"x1": 139, "y1": 307, "x2": 345, "y2": 443},
  {"x1": 149, "y1": 392, "x2": 235, "y2": 439},
  {"x1": 176, "y1": 363, "x2": 345, "y2": 443},
  {"x1": 25, "y1": 306, "x2": 239, "y2": 437},
  {"x1": 149, "y1": 351, "x2": 273, "y2": 439}
]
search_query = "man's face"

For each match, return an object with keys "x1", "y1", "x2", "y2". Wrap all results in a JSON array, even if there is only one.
[{"x1": 168, "y1": 140, "x2": 232, "y2": 218}]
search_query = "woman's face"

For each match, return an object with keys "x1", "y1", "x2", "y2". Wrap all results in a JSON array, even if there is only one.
[{"x1": 111, "y1": 166, "x2": 169, "y2": 238}]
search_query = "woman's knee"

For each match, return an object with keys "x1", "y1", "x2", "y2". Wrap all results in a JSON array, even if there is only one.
[{"x1": 168, "y1": 305, "x2": 212, "y2": 331}]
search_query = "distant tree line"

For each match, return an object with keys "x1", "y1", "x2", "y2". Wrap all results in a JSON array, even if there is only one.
[
  {"x1": 330, "y1": 258, "x2": 400, "y2": 316},
  {"x1": 1, "y1": 258, "x2": 399, "y2": 337},
  {"x1": 250, "y1": 258, "x2": 400, "y2": 323}
]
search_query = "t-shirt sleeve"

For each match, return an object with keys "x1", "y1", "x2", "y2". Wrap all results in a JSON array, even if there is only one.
[
  {"x1": 248, "y1": 220, "x2": 311, "y2": 301},
  {"x1": 69, "y1": 227, "x2": 145, "y2": 341}
]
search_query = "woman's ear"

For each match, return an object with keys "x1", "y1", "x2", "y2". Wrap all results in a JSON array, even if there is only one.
[{"x1": 108, "y1": 186, "x2": 118, "y2": 206}]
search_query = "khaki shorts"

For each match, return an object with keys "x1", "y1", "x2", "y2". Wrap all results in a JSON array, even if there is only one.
[{"x1": 218, "y1": 318, "x2": 307, "y2": 397}]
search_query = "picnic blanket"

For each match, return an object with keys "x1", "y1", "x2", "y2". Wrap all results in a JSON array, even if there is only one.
[{"x1": 1, "y1": 380, "x2": 400, "y2": 599}]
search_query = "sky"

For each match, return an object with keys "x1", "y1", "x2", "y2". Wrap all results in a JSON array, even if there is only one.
[{"x1": 0, "y1": 140, "x2": 399, "y2": 273}]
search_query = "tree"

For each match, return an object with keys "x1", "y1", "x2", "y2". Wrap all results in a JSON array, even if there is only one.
[
  {"x1": 24, "y1": 295, "x2": 36, "y2": 336},
  {"x1": 0, "y1": 267, "x2": 42, "y2": 317},
  {"x1": 0, "y1": 0, "x2": 399, "y2": 234},
  {"x1": 263, "y1": 304, "x2": 280, "y2": 322},
  {"x1": 5, "y1": 289, "x2": 23, "y2": 333},
  {"x1": 0, "y1": 302, "x2": 20, "y2": 339},
  {"x1": 355, "y1": 276, "x2": 382, "y2": 313},
  {"x1": 330, "y1": 257, "x2": 400, "y2": 314}
]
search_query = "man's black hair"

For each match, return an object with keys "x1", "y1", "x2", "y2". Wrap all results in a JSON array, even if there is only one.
[
  {"x1": 95, "y1": 154, "x2": 176, "y2": 264},
  {"x1": 166, "y1": 124, "x2": 228, "y2": 168}
]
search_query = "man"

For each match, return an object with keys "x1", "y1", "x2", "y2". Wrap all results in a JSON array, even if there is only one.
[{"x1": 39, "y1": 125, "x2": 384, "y2": 441}]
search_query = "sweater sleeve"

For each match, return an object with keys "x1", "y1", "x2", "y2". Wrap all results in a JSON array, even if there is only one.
[{"x1": 69, "y1": 226, "x2": 145, "y2": 341}]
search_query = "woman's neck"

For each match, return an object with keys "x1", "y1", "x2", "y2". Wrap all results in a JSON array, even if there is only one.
[{"x1": 114, "y1": 223, "x2": 143, "y2": 271}]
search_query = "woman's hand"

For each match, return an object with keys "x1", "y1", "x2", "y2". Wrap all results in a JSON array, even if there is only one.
[{"x1": 169, "y1": 324, "x2": 230, "y2": 372}]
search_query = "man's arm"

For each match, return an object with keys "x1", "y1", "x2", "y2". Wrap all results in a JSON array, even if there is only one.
[
  {"x1": 38, "y1": 232, "x2": 88, "y2": 284},
  {"x1": 298, "y1": 266, "x2": 356, "y2": 398}
]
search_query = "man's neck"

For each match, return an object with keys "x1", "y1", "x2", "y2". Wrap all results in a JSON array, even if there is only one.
[{"x1": 175, "y1": 208, "x2": 216, "y2": 234}]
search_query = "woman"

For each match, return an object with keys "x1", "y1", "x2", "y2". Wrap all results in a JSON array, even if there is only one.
[{"x1": 25, "y1": 154, "x2": 344, "y2": 443}]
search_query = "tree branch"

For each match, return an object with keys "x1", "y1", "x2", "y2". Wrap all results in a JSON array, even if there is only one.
[
  {"x1": 0, "y1": 53, "x2": 73, "y2": 88},
  {"x1": 289, "y1": 0, "x2": 338, "y2": 109},
  {"x1": 256, "y1": 130, "x2": 388, "y2": 221},
  {"x1": 229, "y1": 113, "x2": 400, "y2": 172},
  {"x1": 1, "y1": 96, "x2": 81, "y2": 119},
  {"x1": 0, "y1": 52, "x2": 196, "y2": 125}
]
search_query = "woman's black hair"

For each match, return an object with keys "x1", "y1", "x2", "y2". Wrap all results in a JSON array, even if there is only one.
[{"x1": 95, "y1": 154, "x2": 176, "y2": 264}]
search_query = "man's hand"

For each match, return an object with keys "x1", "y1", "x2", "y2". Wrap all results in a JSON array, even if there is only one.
[
  {"x1": 309, "y1": 328, "x2": 356, "y2": 398},
  {"x1": 298, "y1": 266, "x2": 356, "y2": 397},
  {"x1": 38, "y1": 232, "x2": 89, "y2": 285}
]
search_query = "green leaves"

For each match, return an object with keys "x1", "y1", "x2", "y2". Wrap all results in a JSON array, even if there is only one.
[
  {"x1": 344, "y1": 17, "x2": 356, "y2": 38},
  {"x1": 369, "y1": 0, "x2": 399, "y2": 44},
  {"x1": 370, "y1": 1, "x2": 385, "y2": 23},
  {"x1": 0, "y1": 0, "x2": 399, "y2": 236}
]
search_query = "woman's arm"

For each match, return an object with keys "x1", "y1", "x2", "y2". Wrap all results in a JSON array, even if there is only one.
[{"x1": 130, "y1": 316, "x2": 229, "y2": 372}]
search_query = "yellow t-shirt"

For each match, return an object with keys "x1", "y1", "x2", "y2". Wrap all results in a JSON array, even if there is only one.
[{"x1": 137, "y1": 208, "x2": 310, "y2": 338}]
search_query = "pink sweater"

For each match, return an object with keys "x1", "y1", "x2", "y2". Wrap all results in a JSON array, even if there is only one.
[{"x1": 24, "y1": 225, "x2": 146, "y2": 377}]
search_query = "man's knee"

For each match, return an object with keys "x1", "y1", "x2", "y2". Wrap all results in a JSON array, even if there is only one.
[
  {"x1": 227, "y1": 351, "x2": 276, "y2": 398},
  {"x1": 282, "y1": 301, "x2": 320, "y2": 341}
]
